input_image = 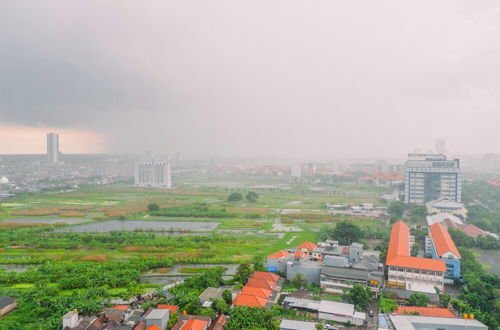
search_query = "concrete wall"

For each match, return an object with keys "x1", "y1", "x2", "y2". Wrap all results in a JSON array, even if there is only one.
[{"x1": 286, "y1": 263, "x2": 321, "y2": 285}]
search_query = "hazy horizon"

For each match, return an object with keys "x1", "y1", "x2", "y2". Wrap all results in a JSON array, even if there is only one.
[{"x1": 1, "y1": 1, "x2": 499, "y2": 158}]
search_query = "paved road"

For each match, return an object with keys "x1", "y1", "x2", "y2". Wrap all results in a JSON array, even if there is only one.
[{"x1": 367, "y1": 300, "x2": 379, "y2": 329}]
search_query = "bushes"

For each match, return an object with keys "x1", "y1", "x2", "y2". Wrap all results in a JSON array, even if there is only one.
[{"x1": 150, "y1": 203, "x2": 235, "y2": 218}]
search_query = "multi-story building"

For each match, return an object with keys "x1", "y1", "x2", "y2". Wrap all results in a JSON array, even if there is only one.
[
  {"x1": 426, "y1": 223, "x2": 461, "y2": 282},
  {"x1": 134, "y1": 161, "x2": 172, "y2": 188},
  {"x1": 404, "y1": 154, "x2": 461, "y2": 205},
  {"x1": 386, "y1": 222, "x2": 446, "y2": 293},
  {"x1": 47, "y1": 133, "x2": 59, "y2": 164}
]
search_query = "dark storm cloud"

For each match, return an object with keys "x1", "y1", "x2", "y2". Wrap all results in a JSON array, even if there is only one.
[{"x1": 0, "y1": 0, "x2": 499, "y2": 157}]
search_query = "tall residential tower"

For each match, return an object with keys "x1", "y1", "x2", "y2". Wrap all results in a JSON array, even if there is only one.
[
  {"x1": 134, "y1": 161, "x2": 172, "y2": 188},
  {"x1": 404, "y1": 154, "x2": 461, "y2": 205},
  {"x1": 47, "y1": 133, "x2": 59, "y2": 164}
]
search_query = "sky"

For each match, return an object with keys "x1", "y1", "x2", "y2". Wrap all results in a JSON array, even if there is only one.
[{"x1": 0, "y1": 0, "x2": 499, "y2": 159}]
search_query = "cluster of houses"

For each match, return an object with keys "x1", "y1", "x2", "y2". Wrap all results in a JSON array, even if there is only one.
[
  {"x1": 62, "y1": 305, "x2": 224, "y2": 330},
  {"x1": 260, "y1": 219, "x2": 489, "y2": 330}
]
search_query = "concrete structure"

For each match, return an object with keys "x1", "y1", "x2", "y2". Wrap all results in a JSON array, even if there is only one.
[
  {"x1": 426, "y1": 197, "x2": 467, "y2": 216},
  {"x1": 426, "y1": 213, "x2": 463, "y2": 227},
  {"x1": 404, "y1": 154, "x2": 461, "y2": 205},
  {"x1": 318, "y1": 300, "x2": 366, "y2": 326},
  {"x1": 145, "y1": 308, "x2": 169, "y2": 329},
  {"x1": 0, "y1": 296, "x2": 16, "y2": 316},
  {"x1": 383, "y1": 314, "x2": 487, "y2": 330},
  {"x1": 62, "y1": 310, "x2": 79, "y2": 328},
  {"x1": 320, "y1": 266, "x2": 383, "y2": 293},
  {"x1": 279, "y1": 319, "x2": 317, "y2": 330},
  {"x1": 386, "y1": 222, "x2": 446, "y2": 293},
  {"x1": 266, "y1": 240, "x2": 382, "y2": 291},
  {"x1": 426, "y1": 223, "x2": 461, "y2": 282},
  {"x1": 135, "y1": 161, "x2": 172, "y2": 188},
  {"x1": 47, "y1": 132, "x2": 59, "y2": 164}
]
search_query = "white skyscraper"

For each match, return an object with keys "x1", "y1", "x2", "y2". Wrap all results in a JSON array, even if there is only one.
[
  {"x1": 47, "y1": 133, "x2": 59, "y2": 164},
  {"x1": 290, "y1": 164, "x2": 302, "y2": 178},
  {"x1": 134, "y1": 161, "x2": 172, "y2": 188}
]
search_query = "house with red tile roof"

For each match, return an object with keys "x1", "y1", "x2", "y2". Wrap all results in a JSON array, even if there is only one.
[
  {"x1": 246, "y1": 278, "x2": 276, "y2": 291},
  {"x1": 156, "y1": 304, "x2": 178, "y2": 314},
  {"x1": 426, "y1": 223, "x2": 461, "y2": 282},
  {"x1": 251, "y1": 271, "x2": 280, "y2": 282},
  {"x1": 395, "y1": 306, "x2": 456, "y2": 318},
  {"x1": 233, "y1": 294, "x2": 268, "y2": 308},
  {"x1": 386, "y1": 222, "x2": 446, "y2": 293},
  {"x1": 241, "y1": 286, "x2": 272, "y2": 299},
  {"x1": 297, "y1": 241, "x2": 317, "y2": 252},
  {"x1": 265, "y1": 250, "x2": 290, "y2": 273},
  {"x1": 181, "y1": 319, "x2": 210, "y2": 330}
]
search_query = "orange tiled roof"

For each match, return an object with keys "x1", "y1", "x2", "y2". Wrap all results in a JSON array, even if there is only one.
[
  {"x1": 146, "y1": 325, "x2": 160, "y2": 330},
  {"x1": 112, "y1": 305, "x2": 128, "y2": 311},
  {"x1": 157, "y1": 304, "x2": 178, "y2": 314},
  {"x1": 251, "y1": 271, "x2": 280, "y2": 282},
  {"x1": 266, "y1": 250, "x2": 290, "y2": 259},
  {"x1": 429, "y1": 223, "x2": 461, "y2": 258},
  {"x1": 294, "y1": 250, "x2": 308, "y2": 258},
  {"x1": 387, "y1": 221, "x2": 446, "y2": 272},
  {"x1": 246, "y1": 278, "x2": 275, "y2": 290},
  {"x1": 488, "y1": 178, "x2": 500, "y2": 186},
  {"x1": 233, "y1": 294, "x2": 267, "y2": 308},
  {"x1": 297, "y1": 241, "x2": 317, "y2": 251},
  {"x1": 395, "y1": 306, "x2": 456, "y2": 318},
  {"x1": 181, "y1": 319, "x2": 209, "y2": 330},
  {"x1": 241, "y1": 285, "x2": 272, "y2": 299}
]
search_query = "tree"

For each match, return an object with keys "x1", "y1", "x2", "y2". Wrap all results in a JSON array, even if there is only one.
[
  {"x1": 147, "y1": 203, "x2": 160, "y2": 211},
  {"x1": 222, "y1": 289, "x2": 233, "y2": 304},
  {"x1": 291, "y1": 273, "x2": 308, "y2": 289},
  {"x1": 411, "y1": 242, "x2": 420, "y2": 257},
  {"x1": 234, "y1": 264, "x2": 252, "y2": 283},
  {"x1": 212, "y1": 298, "x2": 229, "y2": 314},
  {"x1": 347, "y1": 283, "x2": 371, "y2": 309},
  {"x1": 388, "y1": 201, "x2": 407, "y2": 218},
  {"x1": 228, "y1": 306, "x2": 279, "y2": 329},
  {"x1": 408, "y1": 293, "x2": 430, "y2": 307},
  {"x1": 245, "y1": 191, "x2": 259, "y2": 202},
  {"x1": 330, "y1": 221, "x2": 364, "y2": 245},
  {"x1": 227, "y1": 192, "x2": 243, "y2": 202}
]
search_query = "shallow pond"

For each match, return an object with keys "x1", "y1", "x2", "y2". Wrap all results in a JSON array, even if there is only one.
[{"x1": 55, "y1": 220, "x2": 219, "y2": 233}]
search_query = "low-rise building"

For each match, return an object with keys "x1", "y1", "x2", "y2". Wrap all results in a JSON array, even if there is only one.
[
  {"x1": 426, "y1": 197, "x2": 467, "y2": 216},
  {"x1": 381, "y1": 314, "x2": 487, "y2": 330},
  {"x1": 279, "y1": 319, "x2": 317, "y2": 330},
  {"x1": 317, "y1": 300, "x2": 366, "y2": 326},
  {"x1": 145, "y1": 309, "x2": 169, "y2": 330},
  {"x1": 282, "y1": 298, "x2": 366, "y2": 326},
  {"x1": 386, "y1": 222, "x2": 446, "y2": 293},
  {"x1": 320, "y1": 266, "x2": 383, "y2": 293},
  {"x1": 426, "y1": 222, "x2": 461, "y2": 282}
]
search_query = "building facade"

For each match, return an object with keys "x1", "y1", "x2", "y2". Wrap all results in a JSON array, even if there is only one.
[
  {"x1": 426, "y1": 223, "x2": 461, "y2": 282},
  {"x1": 386, "y1": 222, "x2": 446, "y2": 293},
  {"x1": 404, "y1": 154, "x2": 461, "y2": 205},
  {"x1": 134, "y1": 161, "x2": 172, "y2": 188},
  {"x1": 47, "y1": 133, "x2": 59, "y2": 164}
]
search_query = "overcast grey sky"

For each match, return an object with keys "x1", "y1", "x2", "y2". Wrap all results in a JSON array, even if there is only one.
[{"x1": 1, "y1": 0, "x2": 499, "y2": 158}]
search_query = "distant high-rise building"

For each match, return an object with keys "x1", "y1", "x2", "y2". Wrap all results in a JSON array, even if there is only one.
[
  {"x1": 134, "y1": 161, "x2": 172, "y2": 188},
  {"x1": 435, "y1": 138, "x2": 446, "y2": 154},
  {"x1": 47, "y1": 133, "x2": 59, "y2": 164},
  {"x1": 404, "y1": 154, "x2": 461, "y2": 205},
  {"x1": 290, "y1": 164, "x2": 302, "y2": 178}
]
